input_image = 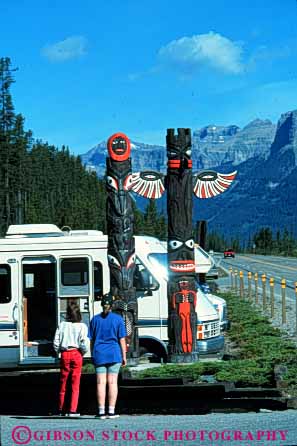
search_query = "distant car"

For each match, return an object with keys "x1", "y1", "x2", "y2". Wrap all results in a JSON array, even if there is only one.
[{"x1": 224, "y1": 248, "x2": 235, "y2": 258}]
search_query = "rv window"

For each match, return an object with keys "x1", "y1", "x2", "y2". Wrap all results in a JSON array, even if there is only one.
[
  {"x1": 94, "y1": 261, "x2": 103, "y2": 300},
  {"x1": 0, "y1": 265, "x2": 11, "y2": 304},
  {"x1": 61, "y1": 258, "x2": 88, "y2": 286},
  {"x1": 25, "y1": 273, "x2": 34, "y2": 289}
]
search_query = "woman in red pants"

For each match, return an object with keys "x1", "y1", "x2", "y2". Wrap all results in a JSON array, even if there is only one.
[{"x1": 53, "y1": 301, "x2": 89, "y2": 416}]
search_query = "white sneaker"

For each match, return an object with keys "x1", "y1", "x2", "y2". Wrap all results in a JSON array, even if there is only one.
[{"x1": 68, "y1": 412, "x2": 80, "y2": 417}]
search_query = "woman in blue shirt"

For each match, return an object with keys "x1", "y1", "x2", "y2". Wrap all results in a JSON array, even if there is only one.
[{"x1": 89, "y1": 293, "x2": 127, "y2": 419}]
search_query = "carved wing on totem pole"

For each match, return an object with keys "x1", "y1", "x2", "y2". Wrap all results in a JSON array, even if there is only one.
[
  {"x1": 130, "y1": 171, "x2": 165, "y2": 199},
  {"x1": 193, "y1": 170, "x2": 237, "y2": 198},
  {"x1": 129, "y1": 169, "x2": 237, "y2": 199}
]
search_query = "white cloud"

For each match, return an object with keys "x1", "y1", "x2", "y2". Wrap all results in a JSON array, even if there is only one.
[
  {"x1": 41, "y1": 36, "x2": 88, "y2": 62},
  {"x1": 158, "y1": 32, "x2": 244, "y2": 75}
]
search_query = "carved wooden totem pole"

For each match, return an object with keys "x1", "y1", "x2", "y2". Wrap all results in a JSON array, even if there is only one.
[
  {"x1": 106, "y1": 132, "x2": 138, "y2": 364},
  {"x1": 130, "y1": 127, "x2": 237, "y2": 362},
  {"x1": 166, "y1": 128, "x2": 198, "y2": 362}
]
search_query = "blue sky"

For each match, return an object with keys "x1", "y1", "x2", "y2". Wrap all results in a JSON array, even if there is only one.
[{"x1": 1, "y1": 0, "x2": 297, "y2": 154}]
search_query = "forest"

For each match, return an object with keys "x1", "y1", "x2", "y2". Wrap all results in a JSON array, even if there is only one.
[
  {"x1": 0, "y1": 57, "x2": 165, "y2": 238},
  {"x1": 1, "y1": 56, "x2": 296, "y2": 255},
  {"x1": 206, "y1": 227, "x2": 297, "y2": 256}
]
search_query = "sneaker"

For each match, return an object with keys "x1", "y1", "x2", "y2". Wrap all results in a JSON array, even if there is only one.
[
  {"x1": 68, "y1": 412, "x2": 80, "y2": 417},
  {"x1": 95, "y1": 413, "x2": 107, "y2": 420},
  {"x1": 107, "y1": 413, "x2": 120, "y2": 419}
]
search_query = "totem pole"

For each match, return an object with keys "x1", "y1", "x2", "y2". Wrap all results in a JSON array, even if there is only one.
[
  {"x1": 166, "y1": 128, "x2": 198, "y2": 362},
  {"x1": 130, "y1": 128, "x2": 237, "y2": 362},
  {"x1": 106, "y1": 132, "x2": 138, "y2": 364}
]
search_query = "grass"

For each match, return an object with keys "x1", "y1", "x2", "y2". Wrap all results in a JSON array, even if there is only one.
[{"x1": 82, "y1": 361, "x2": 95, "y2": 373}]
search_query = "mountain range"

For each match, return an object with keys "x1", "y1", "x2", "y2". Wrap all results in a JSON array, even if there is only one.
[
  {"x1": 80, "y1": 111, "x2": 297, "y2": 242},
  {"x1": 81, "y1": 119, "x2": 276, "y2": 175}
]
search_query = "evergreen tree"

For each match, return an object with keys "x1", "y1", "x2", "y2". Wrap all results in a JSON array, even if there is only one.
[
  {"x1": 253, "y1": 227, "x2": 273, "y2": 254},
  {"x1": 281, "y1": 228, "x2": 295, "y2": 256},
  {"x1": 133, "y1": 201, "x2": 144, "y2": 235},
  {"x1": 275, "y1": 230, "x2": 281, "y2": 254},
  {"x1": 206, "y1": 231, "x2": 227, "y2": 252},
  {"x1": 230, "y1": 236, "x2": 241, "y2": 253},
  {"x1": 11, "y1": 114, "x2": 32, "y2": 224},
  {"x1": 143, "y1": 199, "x2": 159, "y2": 237},
  {"x1": 0, "y1": 57, "x2": 17, "y2": 232}
]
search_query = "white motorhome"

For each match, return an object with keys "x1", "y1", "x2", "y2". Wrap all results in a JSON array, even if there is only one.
[
  {"x1": 0, "y1": 224, "x2": 223, "y2": 369},
  {"x1": 137, "y1": 237, "x2": 224, "y2": 360}
]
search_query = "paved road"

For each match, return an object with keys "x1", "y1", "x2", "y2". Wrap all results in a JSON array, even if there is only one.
[
  {"x1": 213, "y1": 253, "x2": 297, "y2": 338},
  {"x1": 1, "y1": 411, "x2": 297, "y2": 446},
  {"x1": 220, "y1": 253, "x2": 297, "y2": 292}
]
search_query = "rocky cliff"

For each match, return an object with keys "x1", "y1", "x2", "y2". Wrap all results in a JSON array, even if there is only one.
[
  {"x1": 80, "y1": 119, "x2": 276, "y2": 176},
  {"x1": 80, "y1": 112, "x2": 297, "y2": 242},
  {"x1": 192, "y1": 119, "x2": 276, "y2": 170},
  {"x1": 80, "y1": 141, "x2": 166, "y2": 176},
  {"x1": 196, "y1": 110, "x2": 297, "y2": 241}
]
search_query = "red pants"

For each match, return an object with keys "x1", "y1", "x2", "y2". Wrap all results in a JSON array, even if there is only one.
[{"x1": 59, "y1": 349, "x2": 83, "y2": 413}]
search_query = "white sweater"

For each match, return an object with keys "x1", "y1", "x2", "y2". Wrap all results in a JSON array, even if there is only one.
[{"x1": 53, "y1": 321, "x2": 89, "y2": 354}]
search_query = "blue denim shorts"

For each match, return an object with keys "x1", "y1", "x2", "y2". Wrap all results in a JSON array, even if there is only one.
[{"x1": 95, "y1": 362, "x2": 121, "y2": 374}]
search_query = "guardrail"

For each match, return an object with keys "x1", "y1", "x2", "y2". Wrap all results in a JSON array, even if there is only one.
[{"x1": 228, "y1": 267, "x2": 297, "y2": 335}]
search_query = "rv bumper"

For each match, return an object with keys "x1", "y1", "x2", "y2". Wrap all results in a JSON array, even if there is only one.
[{"x1": 198, "y1": 335, "x2": 224, "y2": 354}]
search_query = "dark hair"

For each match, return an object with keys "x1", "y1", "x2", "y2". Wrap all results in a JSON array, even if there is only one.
[
  {"x1": 66, "y1": 300, "x2": 82, "y2": 323},
  {"x1": 101, "y1": 293, "x2": 114, "y2": 308}
]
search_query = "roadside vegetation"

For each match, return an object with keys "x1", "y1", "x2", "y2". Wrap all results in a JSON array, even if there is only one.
[
  {"x1": 135, "y1": 292, "x2": 297, "y2": 393},
  {"x1": 207, "y1": 227, "x2": 297, "y2": 257}
]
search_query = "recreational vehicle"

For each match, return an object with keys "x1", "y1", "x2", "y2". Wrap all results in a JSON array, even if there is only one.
[{"x1": 0, "y1": 224, "x2": 224, "y2": 369}]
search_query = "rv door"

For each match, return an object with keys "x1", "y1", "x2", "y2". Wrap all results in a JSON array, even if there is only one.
[{"x1": 0, "y1": 259, "x2": 20, "y2": 368}]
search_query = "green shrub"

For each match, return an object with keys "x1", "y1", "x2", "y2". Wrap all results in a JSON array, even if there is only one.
[
  {"x1": 82, "y1": 362, "x2": 95, "y2": 373},
  {"x1": 135, "y1": 291, "x2": 297, "y2": 390}
]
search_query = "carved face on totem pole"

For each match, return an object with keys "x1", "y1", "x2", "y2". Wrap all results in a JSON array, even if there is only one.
[
  {"x1": 106, "y1": 133, "x2": 135, "y2": 292},
  {"x1": 168, "y1": 238, "x2": 195, "y2": 275},
  {"x1": 166, "y1": 128, "x2": 195, "y2": 278},
  {"x1": 108, "y1": 133, "x2": 131, "y2": 161},
  {"x1": 166, "y1": 127, "x2": 192, "y2": 170}
]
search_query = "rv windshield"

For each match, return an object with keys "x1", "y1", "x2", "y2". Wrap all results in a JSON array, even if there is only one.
[
  {"x1": 196, "y1": 245, "x2": 210, "y2": 259},
  {"x1": 148, "y1": 253, "x2": 168, "y2": 279},
  {"x1": 148, "y1": 247, "x2": 210, "y2": 277}
]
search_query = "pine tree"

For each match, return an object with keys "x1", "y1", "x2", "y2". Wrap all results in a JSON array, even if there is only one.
[
  {"x1": 11, "y1": 114, "x2": 32, "y2": 224},
  {"x1": 253, "y1": 227, "x2": 273, "y2": 254},
  {"x1": 0, "y1": 57, "x2": 18, "y2": 233},
  {"x1": 143, "y1": 200, "x2": 159, "y2": 236}
]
